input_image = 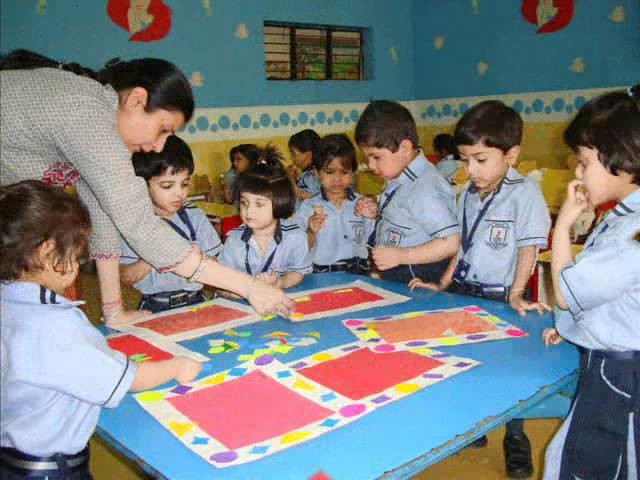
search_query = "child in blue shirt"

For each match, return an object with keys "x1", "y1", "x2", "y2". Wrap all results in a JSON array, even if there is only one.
[
  {"x1": 297, "y1": 134, "x2": 374, "y2": 274},
  {"x1": 433, "y1": 133, "x2": 462, "y2": 184},
  {"x1": 288, "y1": 129, "x2": 322, "y2": 202},
  {"x1": 542, "y1": 85, "x2": 640, "y2": 480},
  {"x1": 120, "y1": 135, "x2": 222, "y2": 313},
  {"x1": 354, "y1": 100, "x2": 460, "y2": 284},
  {"x1": 411, "y1": 101, "x2": 552, "y2": 479},
  {"x1": 0, "y1": 180, "x2": 201, "y2": 479},
  {"x1": 223, "y1": 144, "x2": 261, "y2": 204},
  {"x1": 219, "y1": 146, "x2": 312, "y2": 290}
]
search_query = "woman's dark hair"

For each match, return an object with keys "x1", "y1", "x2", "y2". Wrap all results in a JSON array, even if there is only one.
[
  {"x1": 454, "y1": 100, "x2": 523, "y2": 153},
  {"x1": 229, "y1": 144, "x2": 262, "y2": 167},
  {"x1": 313, "y1": 134, "x2": 358, "y2": 172},
  {"x1": 432, "y1": 133, "x2": 460, "y2": 159},
  {"x1": 0, "y1": 180, "x2": 91, "y2": 281},
  {"x1": 236, "y1": 145, "x2": 295, "y2": 219},
  {"x1": 132, "y1": 135, "x2": 194, "y2": 181},
  {"x1": 564, "y1": 84, "x2": 640, "y2": 185},
  {"x1": 288, "y1": 129, "x2": 320, "y2": 153},
  {"x1": 0, "y1": 49, "x2": 194, "y2": 122},
  {"x1": 355, "y1": 100, "x2": 419, "y2": 152}
]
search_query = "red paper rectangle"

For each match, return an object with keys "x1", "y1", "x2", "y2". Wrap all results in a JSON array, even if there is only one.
[
  {"x1": 299, "y1": 348, "x2": 443, "y2": 400},
  {"x1": 373, "y1": 311, "x2": 499, "y2": 343},
  {"x1": 294, "y1": 287, "x2": 384, "y2": 316},
  {"x1": 107, "y1": 335, "x2": 173, "y2": 362},
  {"x1": 136, "y1": 304, "x2": 250, "y2": 336},
  {"x1": 168, "y1": 370, "x2": 333, "y2": 449}
]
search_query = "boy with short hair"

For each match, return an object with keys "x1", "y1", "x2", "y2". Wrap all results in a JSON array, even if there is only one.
[
  {"x1": 120, "y1": 135, "x2": 223, "y2": 313},
  {"x1": 411, "y1": 100, "x2": 552, "y2": 478},
  {"x1": 354, "y1": 100, "x2": 460, "y2": 283}
]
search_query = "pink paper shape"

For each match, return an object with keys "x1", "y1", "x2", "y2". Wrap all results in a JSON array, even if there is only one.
[
  {"x1": 167, "y1": 370, "x2": 333, "y2": 449},
  {"x1": 136, "y1": 304, "x2": 250, "y2": 336},
  {"x1": 371, "y1": 311, "x2": 499, "y2": 343},
  {"x1": 294, "y1": 287, "x2": 384, "y2": 316},
  {"x1": 299, "y1": 348, "x2": 443, "y2": 400}
]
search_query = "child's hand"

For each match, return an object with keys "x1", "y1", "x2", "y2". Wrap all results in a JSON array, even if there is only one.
[
  {"x1": 308, "y1": 206, "x2": 327, "y2": 235},
  {"x1": 408, "y1": 278, "x2": 442, "y2": 292},
  {"x1": 542, "y1": 327, "x2": 564, "y2": 346},
  {"x1": 372, "y1": 246, "x2": 402, "y2": 271},
  {"x1": 256, "y1": 271, "x2": 279, "y2": 285},
  {"x1": 509, "y1": 293, "x2": 552, "y2": 317},
  {"x1": 174, "y1": 357, "x2": 203, "y2": 384},
  {"x1": 355, "y1": 196, "x2": 378, "y2": 219},
  {"x1": 104, "y1": 309, "x2": 151, "y2": 326},
  {"x1": 556, "y1": 179, "x2": 589, "y2": 230},
  {"x1": 287, "y1": 164, "x2": 299, "y2": 182}
]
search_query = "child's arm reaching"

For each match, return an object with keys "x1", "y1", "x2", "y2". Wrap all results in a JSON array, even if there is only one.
[
  {"x1": 130, "y1": 356, "x2": 202, "y2": 392},
  {"x1": 306, "y1": 206, "x2": 327, "y2": 249},
  {"x1": 120, "y1": 259, "x2": 153, "y2": 286},
  {"x1": 408, "y1": 253, "x2": 458, "y2": 292},
  {"x1": 372, "y1": 235, "x2": 460, "y2": 271},
  {"x1": 354, "y1": 196, "x2": 378, "y2": 219},
  {"x1": 509, "y1": 245, "x2": 552, "y2": 316},
  {"x1": 542, "y1": 327, "x2": 564, "y2": 346},
  {"x1": 552, "y1": 180, "x2": 589, "y2": 310},
  {"x1": 278, "y1": 272, "x2": 303, "y2": 289}
]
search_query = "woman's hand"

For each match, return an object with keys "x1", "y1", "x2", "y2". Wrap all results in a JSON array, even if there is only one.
[{"x1": 246, "y1": 279, "x2": 295, "y2": 318}]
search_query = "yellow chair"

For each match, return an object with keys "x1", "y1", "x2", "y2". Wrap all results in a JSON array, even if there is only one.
[
  {"x1": 516, "y1": 160, "x2": 537, "y2": 176},
  {"x1": 188, "y1": 174, "x2": 212, "y2": 202},
  {"x1": 540, "y1": 168, "x2": 573, "y2": 214},
  {"x1": 452, "y1": 165, "x2": 469, "y2": 186}
]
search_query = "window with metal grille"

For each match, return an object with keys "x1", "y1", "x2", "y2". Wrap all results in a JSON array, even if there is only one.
[{"x1": 264, "y1": 22, "x2": 365, "y2": 81}]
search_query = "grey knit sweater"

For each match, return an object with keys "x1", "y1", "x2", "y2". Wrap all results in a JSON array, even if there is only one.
[{"x1": 0, "y1": 68, "x2": 191, "y2": 270}]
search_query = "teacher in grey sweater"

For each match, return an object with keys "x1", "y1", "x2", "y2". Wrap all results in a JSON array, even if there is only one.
[{"x1": 0, "y1": 50, "x2": 294, "y2": 323}]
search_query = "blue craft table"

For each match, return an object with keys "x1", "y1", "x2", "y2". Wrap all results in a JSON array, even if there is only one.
[{"x1": 97, "y1": 273, "x2": 578, "y2": 480}]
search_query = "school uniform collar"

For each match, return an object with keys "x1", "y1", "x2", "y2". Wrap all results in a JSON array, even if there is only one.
[
  {"x1": 241, "y1": 221, "x2": 283, "y2": 244},
  {"x1": 0, "y1": 281, "x2": 84, "y2": 307},
  {"x1": 467, "y1": 167, "x2": 521, "y2": 196},
  {"x1": 320, "y1": 187, "x2": 357, "y2": 202},
  {"x1": 394, "y1": 150, "x2": 429, "y2": 187},
  {"x1": 611, "y1": 189, "x2": 640, "y2": 217}
]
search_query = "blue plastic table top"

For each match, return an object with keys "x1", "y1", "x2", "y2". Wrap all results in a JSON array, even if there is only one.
[{"x1": 97, "y1": 273, "x2": 578, "y2": 480}]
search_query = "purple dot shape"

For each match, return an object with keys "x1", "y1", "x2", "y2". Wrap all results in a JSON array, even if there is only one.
[
  {"x1": 454, "y1": 362, "x2": 472, "y2": 368},
  {"x1": 432, "y1": 353, "x2": 450, "y2": 358},
  {"x1": 356, "y1": 326, "x2": 369, "y2": 331},
  {"x1": 342, "y1": 345, "x2": 361, "y2": 352},
  {"x1": 373, "y1": 344, "x2": 395, "y2": 353},
  {"x1": 170, "y1": 385, "x2": 193, "y2": 395},
  {"x1": 422, "y1": 373, "x2": 444, "y2": 379},
  {"x1": 466, "y1": 334, "x2": 488, "y2": 341},
  {"x1": 210, "y1": 451, "x2": 238, "y2": 463},
  {"x1": 291, "y1": 361, "x2": 308, "y2": 369},
  {"x1": 255, "y1": 354, "x2": 274, "y2": 366},
  {"x1": 406, "y1": 340, "x2": 428, "y2": 347},
  {"x1": 367, "y1": 338, "x2": 381, "y2": 343},
  {"x1": 344, "y1": 319, "x2": 363, "y2": 327},
  {"x1": 371, "y1": 394, "x2": 391, "y2": 404},
  {"x1": 340, "y1": 403, "x2": 366, "y2": 417}
]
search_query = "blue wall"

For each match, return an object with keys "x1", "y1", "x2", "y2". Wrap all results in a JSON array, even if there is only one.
[
  {"x1": 0, "y1": 0, "x2": 415, "y2": 107},
  {"x1": 412, "y1": 0, "x2": 640, "y2": 99}
]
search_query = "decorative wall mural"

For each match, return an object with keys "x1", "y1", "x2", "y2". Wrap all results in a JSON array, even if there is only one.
[
  {"x1": 569, "y1": 57, "x2": 585, "y2": 73},
  {"x1": 191, "y1": 72, "x2": 204, "y2": 87},
  {"x1": 609, "y1": 5, "x2": 625, "y2": 23},
  {"x1": 434, "y1": 36, "x2": 445, "y2": 50},
  {"x1": 36, "y1": 0, "x2": 47, "y2": 16},
  {"x1": 107, "y1": 0, "x2": 173, "y2": 42},
  {"x1": 521, "y1": 0, "x2": 574, "y2": 34},
  {"x1": 202, "y1": 0, "x2": 213, "y2": 16},
  {"x1": 390, "y1": 47, "x2": 399, "y2": 65},
  {"x1": 234, "y1": 23, "x2": 249, "y2": 39}
]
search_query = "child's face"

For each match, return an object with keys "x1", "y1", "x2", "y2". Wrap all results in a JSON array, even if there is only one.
[
  {"x1": 117, "y1": 88, "x2": 185, "y2": 153},
  {"x1": 239, "y1": 192, "x2": 276, "y2": 231},
  {"x1": 318, "y1": 157, "x2": 354, "y2": 196},
  {"x1": 574, "y1": 146, "x2": 635, "y2": 206},
  {"x1": 359, "y1": 140, "x2": 414, "y2": 181},
  {"x1": 233, "y1": 153, "x2": 251, "y2": 174},
  {"x1": 458, "y1": 142, "x2": 518, "y2": 195},
  {"x1": 289, "y1": 147, "x2": 312, "y2": 170},
  {"x1": 148, "y1": 168, "x2": 191, "y2": 217}
]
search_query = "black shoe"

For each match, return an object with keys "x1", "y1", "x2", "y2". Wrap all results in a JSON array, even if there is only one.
[
  {"x1": 466, "y1": 434, "x2": 488, "y2": 448},
  {"x1": 504, "y1": 433, "x2": 533, "y2": 478}
]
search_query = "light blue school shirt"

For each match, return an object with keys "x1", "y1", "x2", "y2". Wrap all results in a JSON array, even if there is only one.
[
  {"x1": 297, "y1": 188, "x2": 375, "y2": 265},
  {"x1": 120, "y1": 204, "x2": 222, "y2": 294},
  {"x1": 218, "y1": 220, "x2": 313, "y2": 277},
  {"x1": 555, "y1": 190, "x2": 640, "y2": 351},
  {"x1": 436, "y1": 155, "x2": 462, "y2": 184},
  {"x1": 455, "y1": 167, "x2": 551, "y2": 288},
  {"x1": 375, "y1": 151, "x2": 459, "y2": 248},
  {"x1": 298, "y1": 169, "x2": 321, "y2": 196},
  {"x1": 0, "y1": 282, "x2": 136, "y2": 455}
]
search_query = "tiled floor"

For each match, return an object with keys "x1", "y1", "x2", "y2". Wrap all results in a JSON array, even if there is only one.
[{"x1": 80, "y1": 273, "x2": 562, "y2": 480}]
